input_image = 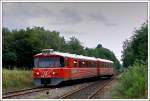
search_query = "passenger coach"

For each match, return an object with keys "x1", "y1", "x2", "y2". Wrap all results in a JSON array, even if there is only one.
[{"x1": 33, "y1": 49, "x2": 114, "y2": 86}]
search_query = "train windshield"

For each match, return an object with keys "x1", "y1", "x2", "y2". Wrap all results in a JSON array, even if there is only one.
[{"x1": 34, "y1": 57, "x2": 64, "y2": 68}]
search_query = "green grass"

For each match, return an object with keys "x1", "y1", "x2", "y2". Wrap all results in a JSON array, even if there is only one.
[
  {"x1": 112, "y1": 61, "x2": 148, "y2": 99},
  {"x1": 2, "y1": 68, "x2": 35, "y2": 92}
]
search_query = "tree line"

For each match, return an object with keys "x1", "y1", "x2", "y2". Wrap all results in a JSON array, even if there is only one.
[
  {"x1": 121, "y1": 22, "x2": 148, "y2": 67},
  {"x1": 113, "y1": 22, "x2": 148, "y2": 98},
  {"x1": 2, "y1": 27, "x2": 120, "y2": 70}
]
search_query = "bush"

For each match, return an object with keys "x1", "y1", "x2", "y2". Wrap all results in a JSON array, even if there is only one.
[
  {"x1": 2, "y1": 68, "x2": 34, "y2": 91},
  {"x1": 112, "y1": 61, "x2": 148, "y2": 98}
]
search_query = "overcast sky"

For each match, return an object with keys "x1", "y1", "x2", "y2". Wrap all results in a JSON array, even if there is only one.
[{"x1": 2, "y1": 2, "x2": 148, "y2": 62}]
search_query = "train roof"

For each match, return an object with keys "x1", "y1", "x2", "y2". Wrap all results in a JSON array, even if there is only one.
[
  {"x1": 97, "y1": 58, "x2": 114, "y2": 63},
  {"x1": 35, "y1": 49, "x2": 113, "y2": 63}
]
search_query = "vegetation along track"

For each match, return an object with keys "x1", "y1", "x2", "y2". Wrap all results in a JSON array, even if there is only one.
[
  {"x1": 58, "y1": 77, "x2": 114, "y2": 99},
  {"x1": 2, "y1": 87, "x2": 49, "y2": 99}
]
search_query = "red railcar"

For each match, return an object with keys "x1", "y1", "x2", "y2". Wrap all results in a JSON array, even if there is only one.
[{"x1": 33, "y1": 49, "x2": 114, "y2": 86}]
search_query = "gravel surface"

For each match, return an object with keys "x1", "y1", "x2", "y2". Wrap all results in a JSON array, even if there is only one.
[
  {"x1": 62, "y1": 79, "x2": 108, "y2": 99},
  {"x1": 9, "y1": 78, "x2": 98, "y2": 99},
  {"x1": 5, "y1": 75, "x2": 121, "y2": 99},
  {"x1": 91, "y1": 74, "x2": 121, "y2": 99}
]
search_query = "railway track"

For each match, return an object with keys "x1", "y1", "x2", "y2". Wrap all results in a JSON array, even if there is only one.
[
  {"x1": 57, "y1": 78, "x2": 113, "y2": 99},
  {"x1": 3, "y1": 77, "x2": 115, "y2": 99},
  {"x1": 2, "y1": 87, "x2": 48, "y2": 99}
]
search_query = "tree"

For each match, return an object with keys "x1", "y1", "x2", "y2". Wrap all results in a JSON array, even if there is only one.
[
  {"x1": 66, "y1": 37, "x2": 85, "y2": 55},
  {"x1": 2, "y1": 27, "x2": 120, "y2": 70},
  {"x1": 113, "y1": 22, "x2": 148, "y2": 98},
  {"x1": 2, "y1": 28, "x2": 17, "y2": 68},
  {"x1": 96, "y1": 44, "x2": 102, "y2": 48},
  {"x1": 122, "y1": 22, "x2": 148, "y2": 67},
  {"x1": 2, "y1": 27, "x2": 66, "y2": 69}
]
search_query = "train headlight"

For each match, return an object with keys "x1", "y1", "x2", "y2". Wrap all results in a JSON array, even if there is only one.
[
  {"x1": 52, "y1": 71, "x2": 56, "y2": 75},
  {"x1": 36, "y1": 72, "x2": 40, "y2": 75}
]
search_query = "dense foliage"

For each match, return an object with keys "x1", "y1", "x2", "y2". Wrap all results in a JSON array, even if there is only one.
[
  {"x1": 113, "y1": 22, "x2": 148, "y2": 98},
  {"x1": 122, "y1": 22, "x2": 148, "y2": 67},
  {"x1": 112, "y1": 61, "x2": 147, "y2": 98},
  {"x1": 2, "y1": 27, "x2": 120, "y2": 70}
]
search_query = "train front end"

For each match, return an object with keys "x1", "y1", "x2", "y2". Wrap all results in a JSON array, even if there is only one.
[{"x1": 32, "y1": 49, "x2": 66, "y2": 86}]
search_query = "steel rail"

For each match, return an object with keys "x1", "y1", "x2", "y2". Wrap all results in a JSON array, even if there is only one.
[
  {"x1": 87, "y1": 79, "x2": 113, "y2": 99},
  {"x1": 58, "y1": 79, "x2": 108, "y2": 99},
  {"x1": 3, "y1": 87, "x2": 48, "y2": 99},
  {"x1": 3, "y1": 87, "x2": 39, "y2": 95}
]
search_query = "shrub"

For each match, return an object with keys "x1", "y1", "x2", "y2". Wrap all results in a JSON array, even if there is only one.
[{"x1": 112, "y1": 61, "x2": 148, "y2": 98}]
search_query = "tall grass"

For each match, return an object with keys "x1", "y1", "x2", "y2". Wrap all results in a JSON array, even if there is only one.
[
  {"x1": 2, "y1": 68, "x2": 34, "y2": 91},
  {"x1": 112, "y1": 61, "x2": 148, "y2": 98}
]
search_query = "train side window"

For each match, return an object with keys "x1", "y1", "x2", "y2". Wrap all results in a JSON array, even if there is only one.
[
  {"x1": 99, "y1": 62, "x2": 102, "y2": 68},
  {"x1": 65, "y1": 58, "x2": 69, "y2": 66},
  {"x1": 89, "y1": 61, "x2": 91, "y2": 67},
  {"x1": 82, "y1": 61, "x2": 85, "y2": 67},
  {"x1": 91, "y1": 61, "x2": 96, "y2": 67},
  {"x1": 84, "y1": 61, "x2": 87, "y2": 67},
  {"x1": 102, "y1": 63, "x2": 104, "y2": 68},
  {"x1": 79, "y1": 60, "x2": 84, "y2": 68},
  {"x1": 91, "y1": 61, "x2": 93, "y2": 67},
  {"x1": 85, "y1": 61, "x2": 87, "y2": 67},
  {"x1": 88, "y1": 61, "x2": 90, "y2": 67},
  {"x1": 79, "y1": 60, "x2": 82, "y2": 67},
  {"x1": 60, "y1": 57, "x2": 65, "y2": 67},
  {"x1": 80, "y1": 60, "x2": 83, "y2": 67},
  {"x1": 106, "y1": 63, "x2": 108, "y2": 68},
  {"x1": 87, "y1": 61, "x2": 89, "y2": 67},
  {"x1": 94, "y1": 62, "x2": 96, "y2": 67},
  {"x1": 100, "y1": 62, "x2": 102, "y2": 68},
  {"x1": 74, "y1": 59, "x2": 78, "y2": 67},
  {"x1": 90, "y1": 61, "x2": 92, "y2": 67},
  {"x1": 93, "y1": 61, "x2": 96, "y2": 67},
  {"x1": 101, "y1": 63, "x2": 103, "y2": 68},
  {"x1": 85, "y1": 61, "x2": 88, "y2": 67}
]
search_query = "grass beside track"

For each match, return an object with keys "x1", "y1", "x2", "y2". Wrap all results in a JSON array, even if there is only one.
[
  {"x1": 112, "y1": 61, "x2": 147, "y2": 98},
  {"x1": 2, "y1": 69, "x2": 34, "y2": 92}
]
